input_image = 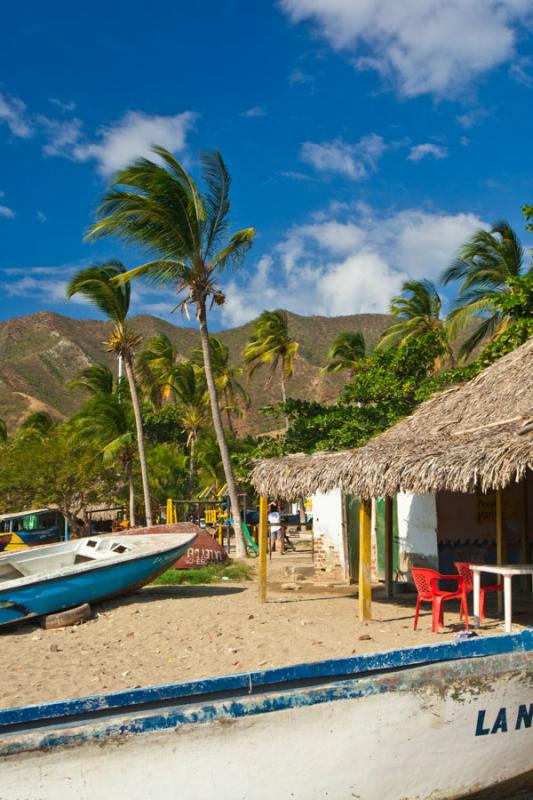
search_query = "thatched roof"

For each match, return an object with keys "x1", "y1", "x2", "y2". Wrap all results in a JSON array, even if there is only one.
[{"x1": 250, "y1": 337, "x2": 533, "y2": 499}]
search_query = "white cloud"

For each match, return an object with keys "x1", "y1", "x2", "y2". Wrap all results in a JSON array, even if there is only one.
[
  {"x1": 300, "y1": 134, "x2": 386, "y2": 179},
  {"x1": 38, "y1": 116, "x2": 84, "y2": 157},
  {"x1": 48, "y1": 97, "x2": 76, "y2": 112},
  {"x1": 241, "y1": 106, "x2": 266, "y2": 118},
  {"x1": 0, "y1": 92, "x2": 32, "y2": 138},
  {"x1": 279, "y1": 0, "x2": 533, "y2": 98},
  {"x1": 289, "y1": 67, "x2": 314, "y2": 85},
  {"x1": 36, "y1": 210, "x2": 47, "y2": 223},
  {"x1": 219, "y1": 204, "x2": 487, "y2": 325},
  {"x1": 73, "y1": 110, "x2": 198, "y2": 176},
  {"x1": 408, "y1": 143, "x2": 448, "y2": 162},
  {"x1": 509, "y1": 55, "x2": 533, "y2": 87},
  {"x1": 456, "y1": 107, "x2": 490, "y2": 128},
  {"x1": 39, "y1": 110, "x2": 198, "y2": 176},
  {"x1": 0, "y1": 205, "x2": 15, "y2": 219}
]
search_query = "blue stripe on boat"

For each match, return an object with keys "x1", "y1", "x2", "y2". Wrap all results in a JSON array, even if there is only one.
[{"x1": 0, "y1": 628, "x2": 531, "y2": 731}]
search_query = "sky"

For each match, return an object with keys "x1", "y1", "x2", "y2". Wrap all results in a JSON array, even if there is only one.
[{"x1": 1, "y1": 0, "x2": 532, "y2": 329}]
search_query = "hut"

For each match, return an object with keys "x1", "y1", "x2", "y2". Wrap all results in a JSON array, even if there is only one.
[{"x1": 250, "y1": 337, "x2": 533, "y2": 616}]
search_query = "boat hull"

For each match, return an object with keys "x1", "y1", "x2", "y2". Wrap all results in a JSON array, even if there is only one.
[
  {"x1": 0, "y1": 632, "x2": 531, "y2": 799},
  {"x1": 0, "y1": 535, "x2": 196, "y2": 625}
]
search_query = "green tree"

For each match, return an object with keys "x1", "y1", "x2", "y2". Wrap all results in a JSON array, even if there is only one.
[
  {"x1": 256, "y1": 333, "x2": 446, "y2": 454},
  {"x1": 0, "y1": 418, "x2": 7, "y2": 443},
  {"x1": 17, "y1": 411, "x2": 56, "y2": 439},
  {"x1": 378, "y1": 280, "x2": 453, "y2": 369},
  {"x1": 71, "y1": 392, "x2": 138, "y2": 525},
  {"x1": 172, "y1": 361, "x2": 209, "y2": 490},
  {"x1": 191, "y1": 336, "x2": 250, "y2": 435},
  {"x1": 86, "y1": 148, "x2": 254, "y2": 557},
  {"x1": 0, "y1": 427, "x2": 116, "y2": 534},
  {"x1": 442, "y1": 221, "x2": 532, "y2": 358},
  {"x1": 138, "y1": 334, "x2": 181, "y2": 409},
  {"x1": 66, "y1": 363, "x2": 114, "y2": 396},
  {"x1": 66, "y1": 261, "x2": 153, "y2": 526},
  {"x1": 323, "y1": 331, "x2": 366, "y2": 377},
  {"x1": 243, "y1": 310, "x2": 299, "y2": 429},
  {"x1": 146, "y1": 444, "x2": 189, "y2": 507}
]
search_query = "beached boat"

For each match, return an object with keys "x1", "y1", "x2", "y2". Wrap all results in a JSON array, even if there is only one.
[
  {"x1": 0, "y1": 508, "x2": 66, "y2": 549},
  {"x1": 0, "y1": 532, "x2": 11, "y2": 552},
  {"x1": 0, "y1": 630, "x2": 531, "y2": 799},
  {"x1": 0, "y1": 532, "x2": 197, "y2": 626}
]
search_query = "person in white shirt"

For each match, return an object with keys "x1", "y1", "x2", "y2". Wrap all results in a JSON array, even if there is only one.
[{"x1": 267, "y1": 502, "x2": 284, "y2": 554}]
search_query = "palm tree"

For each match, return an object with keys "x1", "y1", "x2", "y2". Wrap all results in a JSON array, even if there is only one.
[
  {"x1": 71, "y1": 393, "x2": 138, "y2": 525},
  {"x1": 66, "y1": 363, "x2": 114, "y2": 396},
  {"x1": 323, "y1": 331, "x2": 366, "y2": 377},
  {"x1": 66, "y1": 261, "x2": 153, "y2": 526},
  {"x1": 138, "y1": 334, "x2": 180, "y2": 409},
  {"x1": 86, "y1": 148, "x2": 254, "y2": 557},
  {"x1": 378, "y1": 280, "x2": 453, "y2": 369},
  {"x1": 17, "y1": 411, "x2": 56, "y2": 438},
  {"x1": 242, "y1": 310, "x2": 299, "y2": 429},
  {"x1": 190, "y1": 336, "x2": 250, "y2": 435},
  {"x1": 172, "y1": 361, "x2": 209, "y2": 490},
  {"x1": 442, "y1": 221, "x2": 531, "y2": 358}
]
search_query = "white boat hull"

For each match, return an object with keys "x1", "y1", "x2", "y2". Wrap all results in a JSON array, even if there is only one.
[{"x1": 0, "y1": 632, "x2": 532, "y2": 799}]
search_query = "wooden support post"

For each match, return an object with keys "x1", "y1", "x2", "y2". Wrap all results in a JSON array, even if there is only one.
[
  {"x1": 384, "y1": 496, "x2": 394, "y2": 600},
  {"x1": 520, "y1": 479, "x2": 530, "y2": 591},
  {"x1": 496, "y1": 488, "x2": 506, "y2": 612},
  {"x1": 358, "y1": 498, "x2": 372, "y2": 621},
  {"x1": 258, "y1": 496, "x2": 268, "y2": 604}
]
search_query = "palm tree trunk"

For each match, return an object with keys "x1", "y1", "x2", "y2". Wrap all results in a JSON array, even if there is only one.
[
  {"x1": 280, "y1": 368, "x2": 289, "y2": 431},
  {"x1": 127, "y1": 461, "x2": 136, "y2": 527},
  {"x1": 188, "y1": 436, "x2": 196, "y2": 494},
  {"x1": 123, "y1": 357, "x2": 153, "y2": 527},
  {"x1": 224, "y1": 390, "x2": 236, "y2": 436},
  {"x1": 197, "y1": 301, "x2": 246, "y2": 558}
]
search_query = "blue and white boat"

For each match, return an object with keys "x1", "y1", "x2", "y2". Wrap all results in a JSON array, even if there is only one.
[
  {"x1": 0, "y1": 630, "x2": 531, "y2": 798},
  {"x1": 0, "y1": 532, "x2": 197, "y2": 626},
  {"x1": 0, "y1": 508, "x2": 66, "y2": 549}
]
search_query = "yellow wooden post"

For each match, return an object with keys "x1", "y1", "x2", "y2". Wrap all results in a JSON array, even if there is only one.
[
  {"x1": 258, "y1": 496, "x2": 268, "y2": 603},
  {"x1": 358, "y1": 498, "x2": 372, "y2": 621}
]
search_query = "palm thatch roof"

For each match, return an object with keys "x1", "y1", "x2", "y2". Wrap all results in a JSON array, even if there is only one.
[{"x1": 250, "y1": 337, "x2": 533, "y2": 499}]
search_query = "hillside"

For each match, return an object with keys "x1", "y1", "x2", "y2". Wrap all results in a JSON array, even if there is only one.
[{"x1": 0, "y1": 310, "x2": 392, "y2": 435}]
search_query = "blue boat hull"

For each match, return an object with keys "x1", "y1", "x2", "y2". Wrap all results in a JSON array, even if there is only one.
[{"x1": 0, "y1": 541, "x2": 190, "y2": 626}]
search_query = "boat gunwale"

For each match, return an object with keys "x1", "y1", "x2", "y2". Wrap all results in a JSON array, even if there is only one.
[{"x1": 0, "y1": 629, "x2": 531, "y2": 734}]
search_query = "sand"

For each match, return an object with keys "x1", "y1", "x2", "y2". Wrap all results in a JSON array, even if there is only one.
[{"x1": 0, "y1": 551, "x2": 518, "y2": 711}]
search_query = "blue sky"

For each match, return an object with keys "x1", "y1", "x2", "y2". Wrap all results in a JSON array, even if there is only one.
[{"x1": 1, "y1": 0, "x2": 532, "y2": 329}]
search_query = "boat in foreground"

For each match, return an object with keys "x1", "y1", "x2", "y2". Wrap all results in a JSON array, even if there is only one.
[
  {"x1": 0, "y1": 630, "x2": 531, "y2": 799},
  {"x1": 0, "y1": 532, "x2": 197, "y2": 626}
]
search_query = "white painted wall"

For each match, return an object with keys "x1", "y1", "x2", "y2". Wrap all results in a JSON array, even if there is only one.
[
  {"x1": 311, "y1": 489, "x2": 347, "y2": 577},
  {"x1": 396, "y1": 492, "x2": 439, "y2": 580}
]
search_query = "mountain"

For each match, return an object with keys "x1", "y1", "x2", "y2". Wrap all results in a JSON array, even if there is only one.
[{"x1": 0, "y1": 310, "x2": 392, "y2": 435}]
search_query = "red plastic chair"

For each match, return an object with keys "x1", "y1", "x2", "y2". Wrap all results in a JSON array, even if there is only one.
[
  {"x1": 411, "y1": 568, "x2": 469, "y2": 633},
  {"x1": 454, "y1": 562, "x2": 503, "y2": 623}
]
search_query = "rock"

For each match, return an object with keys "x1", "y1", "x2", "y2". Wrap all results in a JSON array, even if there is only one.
[
  {"x1": 50, "y1": 643, "x2": 62, "y2": 652},
  {"x1": 358, "y1": 634, "x2": 372, "y2": 641}
]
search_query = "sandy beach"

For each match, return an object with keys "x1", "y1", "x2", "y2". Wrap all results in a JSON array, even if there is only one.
[{"x1": 0, "y1": 550, "x2": 519, "y2": 711}]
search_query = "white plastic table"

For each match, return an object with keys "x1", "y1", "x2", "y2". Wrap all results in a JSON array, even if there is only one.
[{"x1": 470, "y1": 564, "x2": 533, "y2": 634}]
